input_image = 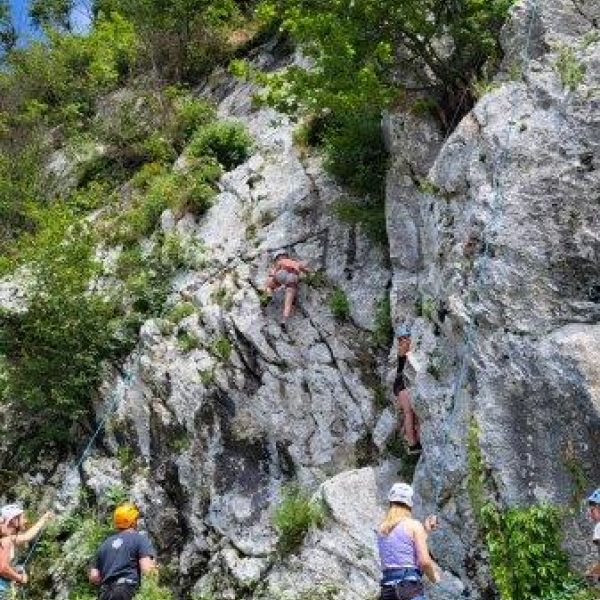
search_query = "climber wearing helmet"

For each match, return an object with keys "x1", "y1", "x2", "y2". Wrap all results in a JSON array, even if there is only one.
[
  {"x1": 89, "y1": 503, "x2": 157, "y2": 600},
  {"x1": 393, "y1": 325, "x2": 421, "y2": 454},
  {"x1": 377, "y1": 483, "x2": 440, "y2": 600},
  {"x1": 586, "y1": 488, "x2": 600, "y2": 584},
  {"x1": 264, "y1": 249, "x2": 311, "y2": 328},
  {"x1": 0, "y1": 504, "x2": 54, "y2": 599}
]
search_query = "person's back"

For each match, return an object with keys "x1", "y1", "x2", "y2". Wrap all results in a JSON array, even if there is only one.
[
  {"x1": 89, "y1": 504, "x2": 156, "y2": 600},
  {"x1": 94, "y1": 529, "x2": 151, "y2": 587},
  {"x1": 377, "y1": 520, "x2": 419, "y2": 571}
]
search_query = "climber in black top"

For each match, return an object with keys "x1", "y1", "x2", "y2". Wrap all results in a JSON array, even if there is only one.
[{"x1": 393, "y1": 325, "x2": 421, "y2": 455}]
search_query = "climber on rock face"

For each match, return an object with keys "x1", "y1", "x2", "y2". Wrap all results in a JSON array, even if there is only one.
[
  {"x1": 89, "y1": 503, "x2": 157, "y2": 600},
  {"x1": 0, "y1": 504, "x2": 54, "y2": 599},
  {"x1": 586, "y1": 488, "x2": 600, "y2": 584},
  {"x1": 393, "y1": 325, "x2": 421, "y2": 455},
  {"x1": 264, "y1": 249, "x2": 311, "y2": 327},
  {"x1": 376, "y1": 483, "x2": 440, "y2": 600}
]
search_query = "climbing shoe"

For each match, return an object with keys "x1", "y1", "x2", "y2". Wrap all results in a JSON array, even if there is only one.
[{"x1": 407, "y1": 442, "x2": 422, "y2": 455}]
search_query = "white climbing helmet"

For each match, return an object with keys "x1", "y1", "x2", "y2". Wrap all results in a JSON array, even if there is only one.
[
  {"x1": 272, "y1": 249, "x2": 289, "y2": 261},
  {"x1": 0, "y1": 503, "x2": 24, "y2": 525},
  {"x1": 395, "y1": 324, "x2": 412, "y2": 339},
  {"x1": 388, "y1": 482, "x2": 414, "y2": 507}
]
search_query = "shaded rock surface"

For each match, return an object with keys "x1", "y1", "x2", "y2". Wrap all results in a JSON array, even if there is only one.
[{"x1": 385, "y1": 0, "x2": 600, "y2": 594}]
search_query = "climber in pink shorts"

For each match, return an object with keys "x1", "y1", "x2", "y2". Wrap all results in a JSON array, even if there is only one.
[{"x1": 264, "y1": 249, "x2": 311, "y2": 327}]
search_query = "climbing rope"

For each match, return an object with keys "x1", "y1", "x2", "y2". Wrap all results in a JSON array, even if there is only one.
[{"x1": 18, "y1": 365, "x2": 135, "y2": 577}]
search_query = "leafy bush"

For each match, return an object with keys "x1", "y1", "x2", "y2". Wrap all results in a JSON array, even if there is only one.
[
  {"x1": 187, "y1": 121, "x2": 253, "y2": 170},
  {"x1": 554, "y1": 46, "x2": 585, "y2": 91},
  {"x1": 136, "y1": 574, "x2": 176, "y2": 600},
  {"x1": 273, "y1": 484, "x2": 325, "y2": 555},
  {"x1": 172, "y1": 96, "x2": 217, "y2": 146},
  {"x1": 94, "y1": 0, "x2": 254, "y2": 83},
  {"x1": 329, "y1": 288, "x2": 351, "y2": 321},
  {"x1": 334, "y1": 197, "x2": 387, "y2": 246},
  {"x1": 210, "y1": 336, "x2": 232, "y2": 361},
  {"x1": 167, "y1": 302, "x2": 196, "y2": 323},
  {"x1": 0, "y1": 212, "x2": 123, "y2": 455},
  {"x1": 177, "y1": 331, "x2": 201, "y2": 353},
  {"x1": 482, "y1": 504, "x2": 590, "y2": 600},
  {"x1": 322, "y1": 109, "x2": 388, "y2": 198},
  {"x1": 468, "y1": 424, "x2": 594, "y2": 600},
  {"x1": 373, "y1": 294, "x2": 392, "y2": 347}
]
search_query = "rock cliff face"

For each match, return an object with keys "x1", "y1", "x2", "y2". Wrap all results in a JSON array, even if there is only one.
[
  {"x1": 386, "y1": 0, "x2": 600, "y2": 591},
  {"x1": 74, "y1": 53, "x2": 397, "y2": 599},
  {"x1": 2, "y1": 1, "x2": 599, "y2": 598}
]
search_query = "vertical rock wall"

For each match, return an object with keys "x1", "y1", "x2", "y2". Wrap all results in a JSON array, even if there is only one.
[{"x1": 385, "y1": 0, "x2": 600, "y2": 592}]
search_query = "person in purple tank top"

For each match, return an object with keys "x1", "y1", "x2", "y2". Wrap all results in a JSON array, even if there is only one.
[{"x1": 376, "y1": 483, "x2": 440, "y2": 600}]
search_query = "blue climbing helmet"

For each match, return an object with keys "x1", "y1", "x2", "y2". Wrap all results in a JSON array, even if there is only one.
[
  {"x1": 588, "y1": 488, "x2": 600, "y2": 506},
  {"x1": 395, "y1": 324, "x2": 412, "y2": 339}
]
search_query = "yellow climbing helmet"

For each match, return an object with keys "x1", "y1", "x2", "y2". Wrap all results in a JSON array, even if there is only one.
[{"x1": 113, "y1": 503, "x2": 140, "y2": 530}]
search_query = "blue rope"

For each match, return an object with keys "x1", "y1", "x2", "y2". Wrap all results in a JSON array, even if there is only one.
[{"x1": 20, "y1": 368, "x2": 133, "y2": 570}]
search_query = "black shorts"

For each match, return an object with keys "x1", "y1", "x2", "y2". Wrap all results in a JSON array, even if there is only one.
[
  {"x1": 99, "y1": 583, "x2": 137, "y2": 600},
  {"x1": 393, "y1": 377, "x2": 406, "y2": 397}
]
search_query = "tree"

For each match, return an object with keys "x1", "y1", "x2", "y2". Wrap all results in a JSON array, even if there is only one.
[
  {"x1": 93, "y1": 0, "x2": 240, "y2": 81},
  {"x1": 259, "y1": 0, "x2": 514, "y2": 124},
  {"x1": 30, "y1": 0, "x2": 74, "y2": 31},
  {"x1": 0, "y1": 0, "x2": 17, "y2": 54}
]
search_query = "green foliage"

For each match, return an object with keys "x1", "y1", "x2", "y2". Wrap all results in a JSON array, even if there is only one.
[
  {"x1": 555, "y1": 46, "x2": 585, "y2": 91},
  {"x1": 0, "y1": 0, "x2": 16, "y2": 53},
  {"x1": 167, "y1": 302, "x2": 196, "y2": 323},
  {"x1": 94, "y1": 0, "x2": 245, "y2": 82},
  {"x1": 322, "y1": 110, "x2": 388, "y2": 198},
  {"x1": 328, "y1": 288, "x2": 350, "y2": 321},
  {"x1": 334, "y1": 197, "x2": 387, "y2": 246},
  {"x1": 187, "y1": 120, "x2": 253, "y2": 170},
  {"x1": 136, "y1": 574, "x2": 176, "y2": 600},
  {"x1": 385, "y1": 430, "x2": 419, "y2": 480},
  {"x1": 30, "y1": 0, "x2": 73, "y2": 31},
  {"x1": 210, "y1": 336, "x2": 232, "y2": 361},
  {"x1": 172, "y1": 95, "x2": 217, "y2": 147},
  {"x1": 0, "y1": 211, "x2": 124, "y2": 454},
  {"x1": 250, "y1": 0, "x2": 514, "y2": 200},
  {"x1": 177, "y1": 331, "x2": 201, "y2": 353},
  {"x1": 466, "y1": 419, "x2": 487, "y2": 521},
  {"x1": 482, "y1": 504, "x2": 590, "y2": 600},
  {"x1": 468, "y1": 423, "x2": 594, "y2": 600},
  {"x1": 273, "y1": 484, "x2": 325, "y2": 555},
  {"x1": 1, "y1": 13, "x2": 137, "y2": 126},
  {"x1": 29, "y1": 512, "x2": 113, "y2": 599},
  {"x1": 373, "y1": 294, "x2": 392, "y2": 348}
]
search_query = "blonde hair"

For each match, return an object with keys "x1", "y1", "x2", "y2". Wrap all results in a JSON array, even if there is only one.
[{"x1": 379, "y1": 503, "x2": 412, "y2": 536}]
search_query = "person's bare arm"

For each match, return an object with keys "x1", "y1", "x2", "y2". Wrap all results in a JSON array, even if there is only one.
[
  {"x1": 139, "y1": 556, "x2": 157, "y2": 575},
  {"x1": 14, "y1": 512, "x2": 54, "y2": 545},
  {"x1": 413, "y1": 521, "x2": 440, "y2": 583},
  {"x1": 89, "y1": 568, "x2": 102, "y2": 585},
  {"x1": 0, "y1": 540, "x2": 26, "y2": 584},
  {"x1": 298, "y1": 261, "x2": 311, "y2": 274}
]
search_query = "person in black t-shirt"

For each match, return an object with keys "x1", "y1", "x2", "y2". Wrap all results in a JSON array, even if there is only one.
[
  {"x1": 89, "y1": 503, "x2": 157, "y2": 600},
  {"x1": 393, "y1": 325, "x2": 421, "y2": 455}
]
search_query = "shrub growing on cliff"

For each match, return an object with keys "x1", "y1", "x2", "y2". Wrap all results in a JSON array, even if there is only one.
[
  {"x1": 187, "y1": 121, "x2": 253, "y2": 170},
  {"x1": 273, "y1": 484, "x2": 325, "y2": 555},
  {"x1": 0, "y1": 211, "x2": 122, "y2": 455}
]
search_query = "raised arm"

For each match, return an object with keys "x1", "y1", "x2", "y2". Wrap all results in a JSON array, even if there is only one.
[
  {"x1": 413, "y1": 521, "x2": 440, "y2": 583},
  {"x1": 14, "y1": 512, "x2": 54, "y2": 545}
]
